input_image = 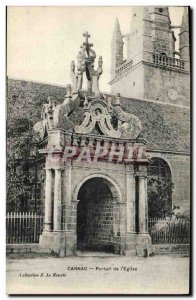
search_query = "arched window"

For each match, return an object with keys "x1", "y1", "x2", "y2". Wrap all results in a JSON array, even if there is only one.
[{"x1": 147, "y1": 158, "x2": 173, "y2": 218}]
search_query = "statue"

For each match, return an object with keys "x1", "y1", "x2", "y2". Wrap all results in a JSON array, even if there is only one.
[
  {"x1": 113, "y1": 94, "x2": 142, "y2": 139},
  {"x1": 70, "y1": 31, "x2": 103, "y2": 97}
]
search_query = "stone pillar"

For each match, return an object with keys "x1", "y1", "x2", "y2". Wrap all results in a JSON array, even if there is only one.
[
  {"x1": 125, "y1": 164, "x2": 137, "y2": 256},
  {"x1": 136, "y1": 165, "x2": 152, "y2": 256},
  {"x1": 64, "y1": 163, "x2": 72, "y2": 205},
  {"x1": 113, "y1": 202, "x2": 126, "y2": 255},
  {"x1": 126, "y1": 165, "x2": 136, "y2": 233},
  {"x1": 53, "y1": 169, "x2": 62, "y2": 231},
  {"x1": 138, "y1": 171, "x2": 148, "y2": 233},
  {"x1": 39, "y1": 130, "x2": 72, "y2": 256},
  {"x1": 58, "y1": 162, "x2": 76, "y2": 256},
  {"x1": 43, "y1": 168, "x2": 53, "y2": 231}
]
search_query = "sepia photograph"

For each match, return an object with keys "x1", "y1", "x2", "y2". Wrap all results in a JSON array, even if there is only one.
[{"x1": 6, "y1": 5, "x2": 190, "y2": 295}]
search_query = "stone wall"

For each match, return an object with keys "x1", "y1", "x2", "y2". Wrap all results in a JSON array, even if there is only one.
[
  {"x1": 144, "y1": 65, "x2": 190, "y2": 106},
  {"x1": 71, "y1": 160, "x2": 126, "y2": 202},
  {"x1": 110, "y1": 63, "x2": 190, "y2": 106},
  {"x1": 111, "y1": 64, "x2": 144, "y2": 99}
]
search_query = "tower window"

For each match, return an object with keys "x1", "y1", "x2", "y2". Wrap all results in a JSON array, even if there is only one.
[
  {"x1": 134, "y1": 13, "x2": 136, "y2": 17},
  {"x1": 133, "y1": 81, "x2": 135, "y2": 86}
]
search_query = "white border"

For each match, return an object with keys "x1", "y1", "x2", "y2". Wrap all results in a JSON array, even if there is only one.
[{"x1": 1, "y1": 1, "x2": 194, "y2": 299}]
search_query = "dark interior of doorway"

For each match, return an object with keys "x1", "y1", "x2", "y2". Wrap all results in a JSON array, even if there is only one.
[{"x1": 77, "y1": 177, "x2": 114, "y2": 252}]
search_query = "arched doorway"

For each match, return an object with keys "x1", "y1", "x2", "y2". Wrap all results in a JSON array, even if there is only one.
[
  {"x1": 147, "y1": 157, "x2": 173, "y2": 218},
  {"x1": 77, "y1": 177, "x2": 119, "y2": 253}
]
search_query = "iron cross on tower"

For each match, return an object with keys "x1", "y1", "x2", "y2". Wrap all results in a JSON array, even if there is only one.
[{"x1": 83, "y1": 31, "x2": 93, "y2": 57}]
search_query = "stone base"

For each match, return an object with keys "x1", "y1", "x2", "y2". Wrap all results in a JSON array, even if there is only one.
[
  {"x1": 38, "y1": 231, "x2": 152, "y2": 257},
  {"x1": 113, "y1": 235, "x2": 126, "y2": 255},
  {"x1": 39, "y1": 231, "x2": 76, "y2": 257},
  {"x1": 124, "y1": 233, "x2": 137, "y2": 256},
  {"x1": 136, "y1": 233, "x2": 152, "y2": 257}
]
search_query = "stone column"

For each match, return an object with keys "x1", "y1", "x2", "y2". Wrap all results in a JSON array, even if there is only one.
[
  {"x1": 53, "y1": 169, "x2": 62, "y2": 231},
  {"x1": 124, "y1": 164, "x2": 137, "y2": 256},
  {"x1": 64, "y1": 163, "x2": 72, "y2": 205},
  {"x1": 129, "y1": 201, "x2": 136, "y2": 233},
  {"x1": 113, "y1": 201, "x2": 126, "y2": 255},
  {"x1": 44, "y1": 168, "x2": 53, "y2": 231},
  {"x1": 39, "y1": 130, "x2": 71, "y2": 256},
  {"x1": 136, "y1": 165, "x2": 152, "y2": 256},
  {"x1": 126, "y1": 165, "x2": 136, "y2": 233},
  {"x1": 138, "y1": 170, "x2": 148, "y2": 233}
]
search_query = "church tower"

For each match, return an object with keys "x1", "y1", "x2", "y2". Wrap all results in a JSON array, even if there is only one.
[{"x1": 109, "y1": 7, "x2": 190, "y2": 106}]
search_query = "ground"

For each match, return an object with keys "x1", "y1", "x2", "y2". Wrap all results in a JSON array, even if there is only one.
[{"x1": 6, "y1": 252, "x2": 190, "y2": 295}]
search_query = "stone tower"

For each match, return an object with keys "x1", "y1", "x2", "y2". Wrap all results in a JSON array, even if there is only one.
[{"x1": 109, "y1": 6, "x2": 190, "y2": 106}]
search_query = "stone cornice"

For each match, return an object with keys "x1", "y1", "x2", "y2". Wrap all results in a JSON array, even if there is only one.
[{"x1": 147, "y1": 149, "x2": 190, "y2": 156}]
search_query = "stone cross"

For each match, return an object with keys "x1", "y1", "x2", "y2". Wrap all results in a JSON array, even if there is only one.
[
  {"x1": 83, "y1": 31, "x2": 93, "y2": 56},
  {"x1": 83, "y1": 31, "x2": 90, "y2": 44}
]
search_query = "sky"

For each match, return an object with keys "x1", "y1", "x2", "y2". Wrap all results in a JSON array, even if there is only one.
[{"x1": 7, "y1": 6, "x2": 184, "y2": 93}]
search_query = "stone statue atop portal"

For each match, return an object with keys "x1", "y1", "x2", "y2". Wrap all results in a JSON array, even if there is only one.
[{"x1": 70, "y1": 31, "x2": 103, "y2": 97}]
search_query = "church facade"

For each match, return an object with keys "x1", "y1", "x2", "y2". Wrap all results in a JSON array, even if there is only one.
[{"x1": 7, "y1": 7, "x2": 190, "y2": 257}]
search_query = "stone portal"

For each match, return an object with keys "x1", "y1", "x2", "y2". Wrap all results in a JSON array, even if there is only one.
[{"x1": 34, "y1": 32, "x2": 152, "y2": 257}]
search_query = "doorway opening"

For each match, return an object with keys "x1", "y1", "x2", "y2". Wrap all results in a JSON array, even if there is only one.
[{"x1": 77, "y1": 177, "x2": 116, "y2": 252}]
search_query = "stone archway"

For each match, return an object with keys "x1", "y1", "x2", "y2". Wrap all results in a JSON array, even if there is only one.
[{"x1": 76, "y1": 176, "x2": 120, "y2": 253}]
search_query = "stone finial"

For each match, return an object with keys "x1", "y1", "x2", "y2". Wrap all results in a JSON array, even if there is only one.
[
  {"x1": 70, "y1": 60, "x2": 75, "y2": 72},
  {"x1": 82, "y1": 31, "x2": 94, "y2": 56},
  {"x1": 69, "y1": 32, "x2": 104, "y2": 97},
  {"x1": 98, "y1": 56, "x2": 103, "y2": 67},
  {"x1": 65, "y1": 84, "x2": 72, "y2": 98},
  {"x1": 111, "y1": 18, "x2": 124, "y2": 80},
  {"x1": 48, "y1": 97, "x2": 53, "y2": 112},
  {"x1": 113, "y1": 93, "x2": 121, "y2": 106},
  {"x1": 112, "y1": 18, "x2": 123, "y2": 43}
]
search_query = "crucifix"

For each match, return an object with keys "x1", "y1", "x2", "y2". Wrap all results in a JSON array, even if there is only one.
[{"x1": 83, "y1": 31, "x2": 93, "y2": 57}]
